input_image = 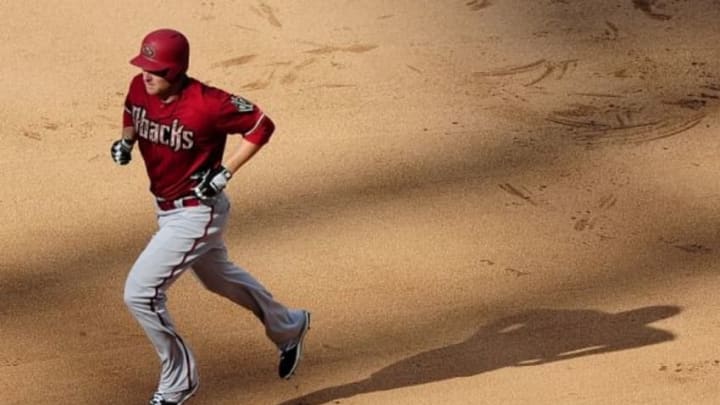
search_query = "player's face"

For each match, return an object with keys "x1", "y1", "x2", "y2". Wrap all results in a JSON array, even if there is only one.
[{"x1": 141, "y1": 70, "x2": 172, "y2": 96}]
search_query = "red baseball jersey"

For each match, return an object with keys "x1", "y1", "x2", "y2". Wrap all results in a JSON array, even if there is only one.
[{"x1": 123, "y1": 74, "x2": 275, "y2": 200}]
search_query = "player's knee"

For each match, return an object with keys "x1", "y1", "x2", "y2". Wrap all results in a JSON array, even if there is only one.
[
  {"x1": 123, "y1": 275, "x2": 148, "y2": 308},
  {"x1": 123, "y1": 285, "x2": 139, "y2": 308}
]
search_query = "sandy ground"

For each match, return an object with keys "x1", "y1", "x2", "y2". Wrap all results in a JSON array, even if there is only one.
[{"x1": 1, "y1": 1, "x2": 719, "y2": 404}]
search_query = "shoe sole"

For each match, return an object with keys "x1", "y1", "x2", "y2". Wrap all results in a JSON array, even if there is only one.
[{"x1": 283, "y1": 311, "x2": 311, "y2": 380}]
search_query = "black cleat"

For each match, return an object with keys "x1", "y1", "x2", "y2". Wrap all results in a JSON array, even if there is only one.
[{"x1": 278, "y1": 311, "x2": 311, "y2": 380}]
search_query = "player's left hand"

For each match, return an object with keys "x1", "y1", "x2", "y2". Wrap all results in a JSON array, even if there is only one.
[{"x1": 192, "y1": 166, "x2": 232, "y2": 201}]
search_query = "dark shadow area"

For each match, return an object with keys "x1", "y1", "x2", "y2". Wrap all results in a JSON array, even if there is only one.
[
  {"x1": 3, "y1": 1, "x2": 720, "y2": 323},
  {"x1": 0, "y1": 128, "x2": 523, "y2": 324},
  {"x1": 278, "y1": 305, "x2": 680, "y2": 405}
]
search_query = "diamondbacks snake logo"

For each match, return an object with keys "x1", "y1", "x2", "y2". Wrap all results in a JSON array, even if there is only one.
[{"x1": 141, "y1": 45, "x2": 155, "y2": 58}]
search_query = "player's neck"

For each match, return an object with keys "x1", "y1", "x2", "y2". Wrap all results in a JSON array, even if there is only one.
[{"x1": 158, "y1": 75, "x2": 189, "y2": 104}]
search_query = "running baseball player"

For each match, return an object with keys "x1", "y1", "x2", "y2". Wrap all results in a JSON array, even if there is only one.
[{"x1": 111, "y1": 28, "x2": 310, "y2": 405}]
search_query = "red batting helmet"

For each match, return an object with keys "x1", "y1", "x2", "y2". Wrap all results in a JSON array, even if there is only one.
[{"x1": 130, "y1": 29, "x2": 189, "y2": 81}]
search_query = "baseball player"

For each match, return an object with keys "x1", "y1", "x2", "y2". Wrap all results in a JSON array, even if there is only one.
[{"x1": 111, "y1": 28, "x2": 310, "y2": 405}]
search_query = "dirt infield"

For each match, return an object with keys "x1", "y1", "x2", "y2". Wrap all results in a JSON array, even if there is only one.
[{"x1": 1, "y1": 1, "x2": 719, "y2": 404}]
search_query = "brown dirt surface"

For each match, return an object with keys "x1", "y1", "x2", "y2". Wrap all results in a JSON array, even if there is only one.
[{"x1": 2, "y1": 1, "x2": 720, "y2": 404}]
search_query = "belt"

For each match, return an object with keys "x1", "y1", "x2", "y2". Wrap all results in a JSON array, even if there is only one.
[{"x1": 156, "y1": 195, "x2": 201, "y2": 211}]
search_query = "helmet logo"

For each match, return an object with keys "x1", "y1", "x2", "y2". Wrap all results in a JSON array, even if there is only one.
[{"x1": 141, "y1": 44, "x2": 155, "y2": 58}]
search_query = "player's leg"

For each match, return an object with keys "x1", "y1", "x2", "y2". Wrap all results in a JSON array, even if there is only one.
[
  {"x1": 124, "y1": 204, "x2": 223, "y2": 398},
  {"x1": 189, "y1": 193, "x2": 310, "y2": 378},
  {"x1": 191, "y1": 245, "x2": 308, "y2": 348}
]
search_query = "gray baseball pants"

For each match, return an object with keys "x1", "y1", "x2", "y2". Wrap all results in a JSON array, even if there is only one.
[{"x1": 123, "y1": 192, "x2": 306, "y2": 396}]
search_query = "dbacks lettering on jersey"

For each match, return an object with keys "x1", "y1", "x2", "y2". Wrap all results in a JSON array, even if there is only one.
[{"x1": 131, "y1": 106, "x2": 194, "y2": 151}]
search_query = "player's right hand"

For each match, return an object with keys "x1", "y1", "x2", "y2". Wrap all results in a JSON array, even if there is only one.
[
  {"x1": 111, "y1": 139, "x2": 134, "y2": 165},
  {"x1": 192, "y1": 166, "x2": 232, "y2": 201}
]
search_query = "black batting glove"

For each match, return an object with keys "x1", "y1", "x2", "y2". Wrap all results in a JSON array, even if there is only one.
[
  {"x1": 192, "y1": 166, "x2": 232, "y2": 201},
  {"x1": 111, "y1": 139, "x2": 134, "y2": 165}
]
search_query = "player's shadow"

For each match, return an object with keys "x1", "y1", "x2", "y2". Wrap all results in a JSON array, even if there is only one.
[{"x1": 278, "y1": 305, "x2": 680, "y2": 405}]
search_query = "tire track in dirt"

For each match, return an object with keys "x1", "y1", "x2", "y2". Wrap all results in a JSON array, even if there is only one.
[
  {"x1": 475, "y1": 59, "x2": 578, "y2": 87},
  {"x1": 546, "y1": 86, "x2": 720, "y2": 145},
  {"x1": 549, "y1": 109, "x2": 705, "y2": 146},
  {"x1": 477, "y1": 54, "x2": 717, "y2": 148},
  {"x1": 545, "y1": 77, "x2": 720, "y2": 147}
]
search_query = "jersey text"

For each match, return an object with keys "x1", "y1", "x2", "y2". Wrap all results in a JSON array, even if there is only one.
[{"x1": 131, "y1": 106, "x2": 195, "y2": 151}]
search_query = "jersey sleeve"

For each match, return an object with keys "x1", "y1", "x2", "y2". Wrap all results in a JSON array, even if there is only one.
[
  {"x1": 211, "y1": 91, "x2": 275, "y2": 145},
  {"x1": 123, "y1": 99, "x2": 133, "y2": 128},
  {"x1": 122, "y1": 75, "x2": 143, "y2": 128}
]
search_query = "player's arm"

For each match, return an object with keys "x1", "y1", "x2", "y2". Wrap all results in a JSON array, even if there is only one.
[
  {"x1": 223, "y1": 112, "x2": 275, "y2": 175},
  {"x1": 224, "y1": 138, "x2": 263, "y2": 174},
  {"x1": 193, "y1": 112, "x2": 275, "y2": 200},
  {"x1": 113, "y1": 86, "x2": 139, "y2": 165}
]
